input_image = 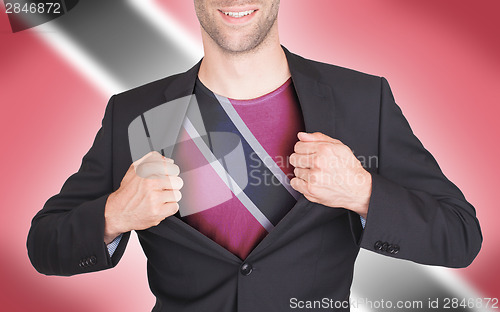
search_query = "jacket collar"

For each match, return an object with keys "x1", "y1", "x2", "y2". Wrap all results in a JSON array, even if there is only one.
[
  {"x1": 163, "y1": 45, "x2": 336, "y2": 138},
  {"x1": 284, "y1": 46, "x2": 336, "y2": 137}
]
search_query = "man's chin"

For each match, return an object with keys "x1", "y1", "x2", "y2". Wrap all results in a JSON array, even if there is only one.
[
  {"x1": 220, "y1": 45, "x2": 258, "y2": 55},
  {"x1": 215, "y1": 36, "x2": 267, "y2": 55}
]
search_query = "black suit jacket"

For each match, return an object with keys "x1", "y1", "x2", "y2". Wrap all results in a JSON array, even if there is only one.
[{"x1": 27, "y1": 47, "x2": 482, "y2": 311}]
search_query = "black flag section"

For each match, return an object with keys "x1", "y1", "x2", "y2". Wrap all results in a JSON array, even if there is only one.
[{"x1": 5, "y1": 0, "x2": 79, "y2": 33}]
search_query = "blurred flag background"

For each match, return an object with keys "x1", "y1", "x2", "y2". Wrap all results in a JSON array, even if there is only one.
[{"x1": 0, "y1": 0, "x2": 498, "y2": 311}]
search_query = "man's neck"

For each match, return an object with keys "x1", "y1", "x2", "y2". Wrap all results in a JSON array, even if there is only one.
[{"x1": 198, "y1": 32, "x2": 290, "y2": 100}]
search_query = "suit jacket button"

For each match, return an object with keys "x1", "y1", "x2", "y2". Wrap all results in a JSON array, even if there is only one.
[
  {"x1": 80, "y1": 259, "x2": 88, "y2": 267},
  {"x1": 240, "y1": 263, "x2": 253, "y2": 276},
  {"x1": 381, "y1": 242, "x2": 389, "y2": 252},
  {"x1": 387, "y1": 244, "x2": 395, "y2": 254},
  {"x1": 374, "y1": 241, "x2": 383, "y2": 250},
  {"x1": 393, "y1": 245, "x2": 400, "y2": 254},
  {"x1": 89, "y1": 256, "x2": 97, "y2": 265}
]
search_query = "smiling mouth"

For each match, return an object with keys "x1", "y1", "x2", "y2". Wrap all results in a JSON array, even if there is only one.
[{"x1": 219, "y1": 9, "x2": 257, "y2": 18}]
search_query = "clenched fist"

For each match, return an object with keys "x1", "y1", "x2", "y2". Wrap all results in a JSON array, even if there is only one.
[
  {"x1": 289, "y1": 132, "x2": 372, "y2": 219},
  {"x1": 104, "y1": 151, "x2": 183, "y2": 244}
]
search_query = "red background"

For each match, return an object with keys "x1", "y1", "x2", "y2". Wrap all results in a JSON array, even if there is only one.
[{"x1": 1, "y1": 0, "x2": 498, "y2": 310}]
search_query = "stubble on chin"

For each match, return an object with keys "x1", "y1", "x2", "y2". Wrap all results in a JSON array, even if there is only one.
[{"x1": 195, "y1": 1, "x2": 280, "y2": 55}]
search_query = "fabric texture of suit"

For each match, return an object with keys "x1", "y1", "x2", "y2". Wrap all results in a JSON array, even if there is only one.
[{"x1": 27, "y1": 47, "x2": 482, "y2": 312}]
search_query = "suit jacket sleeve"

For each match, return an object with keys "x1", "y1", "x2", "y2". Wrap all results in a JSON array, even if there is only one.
[
  {"x1": 354, "y1": 77, "x2": 482, "y2": 268},
  {"x1": 27, "y1": 95, "x2": 130, "y2": 276}
]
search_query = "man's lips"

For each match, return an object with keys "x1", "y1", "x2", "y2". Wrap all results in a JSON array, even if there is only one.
[
  {"x1": 218, "y1": 8, "x2": 258, "y2": 24},
  {"x1": 220, "y1": 9, "x2": 256, "y2": 18}
]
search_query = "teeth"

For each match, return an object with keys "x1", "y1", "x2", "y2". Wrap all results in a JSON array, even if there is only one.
[{"x1": 222, "y1": 10, "x2": 255, "y2": 18}]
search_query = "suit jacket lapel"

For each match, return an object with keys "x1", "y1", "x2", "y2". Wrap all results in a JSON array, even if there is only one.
[
  {"x1": 163, "y1": 60, "x2": 201, "y2": 102},
  {"x1": 248, "y1": 48, "x2": 338, "y2": 257},
  {"x1": 283, "y1": 46, "x2": 336, "y2": 136}
]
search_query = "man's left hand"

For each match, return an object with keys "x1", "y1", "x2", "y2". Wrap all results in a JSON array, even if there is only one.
[{"x1": 289, "y1": 132, "x2": 372, "y2": 219}]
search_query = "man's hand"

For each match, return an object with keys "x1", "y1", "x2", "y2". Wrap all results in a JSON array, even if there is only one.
[
  {"x1": 104, "y1": 151, "x2": 183, "y2": 244},
  {"x1": 289, "y1": 132, "x2": 371, "y2": 219}
]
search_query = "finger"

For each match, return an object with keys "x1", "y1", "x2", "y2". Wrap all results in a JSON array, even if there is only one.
[
  {"x1": 133, "y1": 151, "x2": 162, "y2": 166},
  {"x1": 135, "y1": 162, "x2": 166, "y2": 178},
  {"x1": 161, "y1": 176, "x2": 184, "y2": 190},
  {"x1": 295, "y1": 167, "x2": 325, "y2": 186},
  {"x1": 290, "y1": 176, "x2": 306, "y2": 193},
  {"x1": 298, "y1": 132, "x2": 342, "y2": 144},
  {"x1": 141, "y1": 153, "x2": 174, "y2": 165},
  {"x1": 290, "y1": 153, "x2": 315, "y2": 168},
  {"x1": 161, "y1": 202, "x2": 180, "y2": 217},
  {"x1": 136, "y1": 162, "x2": 180, "y2": 178},
  {"x1": 294, "y1": 141, "x2": 314, "y2": 154},
  {"x1": 290, "y1": 177, "x2": 320, "y2": 204},
  {"x1": 158, "y1": 190, "x2": 182, "y2": 203},
  {"x1": 290, "y1": 177, "x2": 316, "y2": 198},
  {"x1": 293, "y1": 167, "x2": 310, "y2": 180},
  {"x1": 294, "y1": 141, "x2": 334, "y2": 155},
  {"x1": 165, "y1": 163, "x2": 180, "y2": 176}
]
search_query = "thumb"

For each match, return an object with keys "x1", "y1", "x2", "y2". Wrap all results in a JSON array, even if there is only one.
[
  {"x1": 126, "y1": 151, "x2": 168, "y2": 179},
  {"x1": 297, "y1": 132, "x2": 341, "y2": 144},
  {"x1": 133, "y1": 151, "x2": 160, "y2": 167}
]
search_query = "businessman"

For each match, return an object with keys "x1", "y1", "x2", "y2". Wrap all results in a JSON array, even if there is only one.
[{"x1": 27, "y1": 0, "x2": 482, "y2": 311}]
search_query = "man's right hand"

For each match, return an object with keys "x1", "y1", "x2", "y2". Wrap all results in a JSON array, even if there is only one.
[{"x1": 104, "y1": 151, "x2": 183, "y2": 244}]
